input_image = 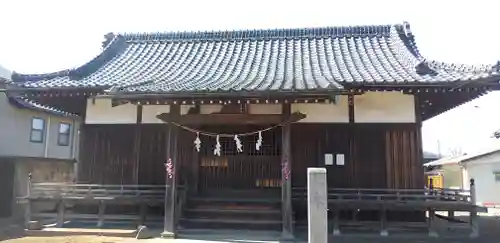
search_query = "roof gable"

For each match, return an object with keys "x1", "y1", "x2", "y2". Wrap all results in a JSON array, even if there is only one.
[
  {"x1": 425, "y1": 146, "x2": 500, "y2": 167},
  {"x1": 10, "y1": 22, "x2": 500, "y2": 94},
  {"x1": 0, "y1": 65, "x2": 77, "y2": 117}
]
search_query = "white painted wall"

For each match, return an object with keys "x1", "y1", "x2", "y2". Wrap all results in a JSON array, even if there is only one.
[
  {"x1": 292, "y1": 96, "x2": 349, "y2": 123},
  {"x1": 85, "y1": 99, "x2": 137, "y2": 124},
  {"x1": 462, "y1": 152, "x2": 500, "y2": 205},
  {"x1": 354, "y1": 91, "x2": 415, "y2": 123},
  {"x1": 142, "y1": 105, "x2": 170, "y2": 124},
  {"x1": 440, "y1": 164, "x2": 464, "y2": 189},
  {"x1": 85, "y1": 92, "x2": 416, "y2": 124}
]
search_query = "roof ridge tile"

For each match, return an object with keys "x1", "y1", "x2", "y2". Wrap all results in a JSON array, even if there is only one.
[
  {"x1": 119, "y1": 25, "x2": 395, "y2": 43},
  {"x1": 8, "y1": 22, "x2": 500, "y2": 91}
]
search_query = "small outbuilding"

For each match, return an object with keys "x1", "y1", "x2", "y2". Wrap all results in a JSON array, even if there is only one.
[{"x1": 425, "y1": 147, "x2": 500, "y2": 207}]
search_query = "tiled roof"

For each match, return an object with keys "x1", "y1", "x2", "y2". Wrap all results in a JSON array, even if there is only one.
[
  {"x1": 492, "y1": 129, "x2": 500, "y2": 139},
  {"x1": 7, "y1": 97, "x2": 79, "y2": 117},
  {"x1": 10, "y1": 22, "x2": 500, "y2": 94},
  {"x1": 424, "y1": 146, "x2": 500, "y2": 167},
  {"x1": 0, "y1": 67, "x2": 77, "y2": 117}
]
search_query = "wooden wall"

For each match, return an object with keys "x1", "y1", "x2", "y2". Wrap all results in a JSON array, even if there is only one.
[
  {"x1": 78, "y1": 123, "x2": 423, "y2": 189},
  {"x1": 291, "y1": 124, "x2": 423, "y2": 189}
]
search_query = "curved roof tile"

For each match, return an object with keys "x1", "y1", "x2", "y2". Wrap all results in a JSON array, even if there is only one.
[{"x1": 10, "y1": 22, "x2": 500, "y2": 93}]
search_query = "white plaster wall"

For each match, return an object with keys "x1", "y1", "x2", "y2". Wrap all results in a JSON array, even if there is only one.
[
  {"x1": 249, "y1": 104, "x2": 282, "y2": 114},
  {"x1": 142, "y1": 105, "x2": 170, "y2": 124},
  {"x1": 463, "y1": 153, "x2": 500, "y2": 205},
  {"x1": 86, "y1": 92, "x2": 417, "y2": 125},
  {"x1": 354, "y1": 91, "x2": 415, "y2": 123},
  {"x1": 200, "y1": 104, "x2": 223, "y2": 114},
  {"x1": 86, "y1": 101, "x2": 199, "y2": 124},
  {"x1": 292, "y1": 97, "x2": 349, "y2": 123},
  {"x1": 85, "y1": 99, "x2": 136, "y2": 124},
  {"x1": 141, "y1": 105, "x2": 197, "y2": 123}
]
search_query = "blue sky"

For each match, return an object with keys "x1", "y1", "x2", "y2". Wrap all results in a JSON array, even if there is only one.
[{"x1": 1, "y1": 0, "x2": 499, "y2": 155}]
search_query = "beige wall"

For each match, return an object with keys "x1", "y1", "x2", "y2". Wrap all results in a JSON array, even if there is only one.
[
  {"x1": 0, "y1": 93, "x2": 80, "y2": 160},
  {"x1": 440, "y1": 164, "x2": 464, "y2": 189},
  {"x1": 85, "y1": 91, "x2": 416, "y2": 124}
]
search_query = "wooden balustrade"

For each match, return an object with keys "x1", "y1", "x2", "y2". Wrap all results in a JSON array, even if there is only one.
[
  {"x1": 26, "y1": 183, "x2": 169, "y2": 201},
  {"x1": 294, "y1": 178, "x2": 481, "y2": 238},
  {"x1": 292, "y1": 187, "x2": 471, "y2": 203},
  {"x1": 20, "y1": 182, "x2": 187, "y2": 229}
]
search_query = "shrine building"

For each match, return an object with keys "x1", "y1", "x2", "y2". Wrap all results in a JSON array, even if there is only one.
[{"x1": 7, "y1": 22, "x2": 500, "y2": 238}]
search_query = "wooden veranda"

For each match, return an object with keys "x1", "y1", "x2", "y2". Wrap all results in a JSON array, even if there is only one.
[{"x1": 20, "y1": 178, "x2": 482, "y2": 238}]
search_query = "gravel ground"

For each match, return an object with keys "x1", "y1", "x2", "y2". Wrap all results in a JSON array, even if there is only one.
[
  {"x1": 2, "y1": 236, "x2": 127, "y2": 243},
  {"x1": 1, "y1": 211, "x2": 499, "y2": 243}
]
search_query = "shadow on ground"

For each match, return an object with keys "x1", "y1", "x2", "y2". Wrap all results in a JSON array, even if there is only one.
[{"x1": 0, "y1": 213, "x2": 499, "y2": 243}]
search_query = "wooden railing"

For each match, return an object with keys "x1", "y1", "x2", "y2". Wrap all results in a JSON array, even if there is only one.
[
  {"x1": 26, "y1": 183, "x2": 168, "y2": 201},
  {"x1": 292, "y1": 178, "x2": 480, "y2": 238},
  {"x1": 21, "y1": 182, "x2": 188, "y2": 229},
  {"x1": 292, "y1": 187, "x2": 471, "y2": 203}
]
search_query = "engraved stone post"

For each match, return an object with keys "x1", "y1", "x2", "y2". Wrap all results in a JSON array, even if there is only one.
[
  {"x1": 307, "y1": 168, "x2": 327, "y2": 243},
  {"x1": 469, "y1": 178, "x2": 479, "y2": 238}
]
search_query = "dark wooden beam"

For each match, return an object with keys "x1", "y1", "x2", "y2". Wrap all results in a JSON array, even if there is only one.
[
  {"x1": 281, "y1": 103, "x2": 294, "y2": 240},
  {"x1": 414, "y1": 95, "x2": 425, "y2": 188},
  {"x1": 76, "y1": 99, "x2": 87, "y2": 183},
  {"x1": 162, "y1": 104, "x2": 180, "y2": 239},
  {"x1": 156, "y1": 112, "x2": 306, "y2": 125},
  {"x1": 133, "y1": 105, "x2": 143, "y2": 184},
  {"x1": 348, "y1": 95, "x2": 355, "y2": 123}
]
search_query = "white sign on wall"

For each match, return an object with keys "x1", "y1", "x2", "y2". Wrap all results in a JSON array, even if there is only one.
[
  {"x1": 336, "y1": 154, "x2": 345, "y2": 166},
  {"x1": 324, "y1": 154, "x2": 334, "y2": 166}
]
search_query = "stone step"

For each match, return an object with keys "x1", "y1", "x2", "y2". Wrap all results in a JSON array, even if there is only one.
[
  {"x1": 187, "y1": 197, "x2": 281, "y2": 208},
  {"x1": 196, "y1": 189, "x2": 280, "y2": 198},
  {"x1": 184, "y1": 207, "x2": 281, "y2": 221},
  {"x1": 179, "y1": 218, "x2": 282, "y2": 231}
]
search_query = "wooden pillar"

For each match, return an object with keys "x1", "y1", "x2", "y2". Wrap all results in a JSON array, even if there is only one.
[
  {"x1": 281, "y1": 103, "x2": 294, "y2": 240},
  {"x1": 97, "y1": 200, "x2": 106, "y2": 228},
  {"x1": 77, "y1": 100, "x2": 87, "y2": 183},
  {"x1": 332, "y1": 208, "x2": 341, "y2": 236},
  {"x1": 348, "y1": 94, "x2": 355, "y2": 123},
  {"x1": 133, "y1": 105, "x2": 143, "y2": 184},
  {"x1": 380, "y1": 207, "x2": 388, "y2": 236},
  {"x1": 138, "y1": 203, "x2": 147, "y2": 226},
  {"x1": 414, "y1": 95, "x2": 424, "y2": 188},
  {"x1": 427, "y1": 177, "x2": 438, "y2": 237},
  {"x1": 469, "y1": 178, "x2": 479, "y2": 238},
  {"x1": 56, "y1": 200, "x2": 65, "y2": 227},
  {"x1": 25, "y1": 173, "x2": 32, "y2": 227},
  {"x1": 161, "y1": 104, "x2": 180, "y2": 239}
]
